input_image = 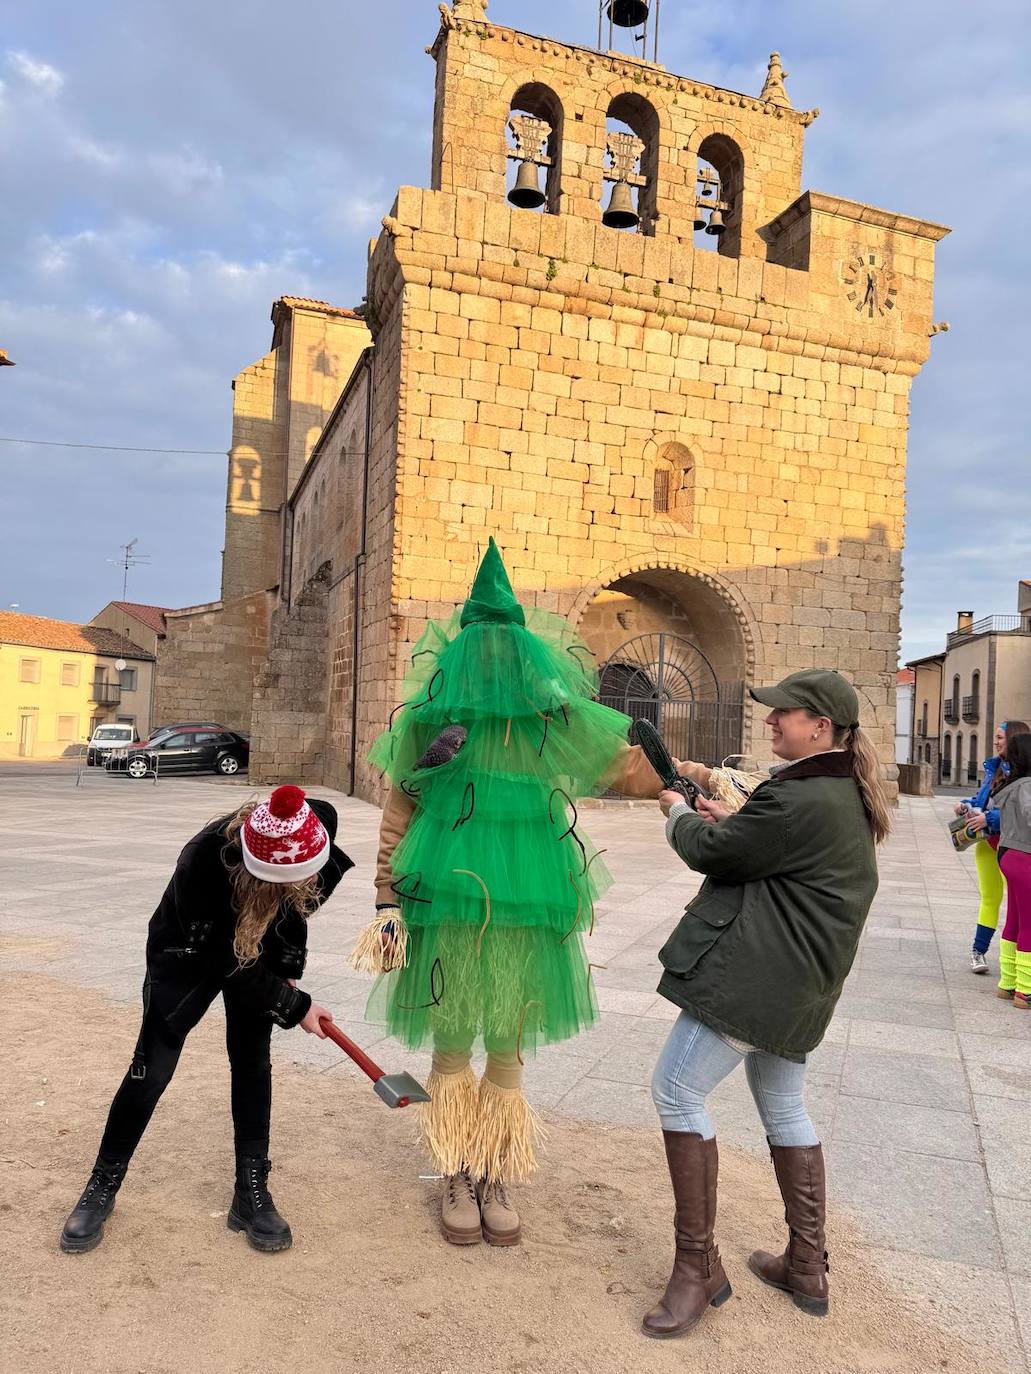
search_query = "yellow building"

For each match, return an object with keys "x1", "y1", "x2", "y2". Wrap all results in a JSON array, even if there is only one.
[{"x1": 0, "y1": 612, "x2": 154, "y2": 760}]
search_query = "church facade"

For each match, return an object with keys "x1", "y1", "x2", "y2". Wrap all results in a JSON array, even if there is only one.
[{"x1": 159, "y1": 1, "x2": 949, "y2": 800}]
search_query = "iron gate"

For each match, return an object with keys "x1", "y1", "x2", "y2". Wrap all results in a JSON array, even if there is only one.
[{"x1": 599, "y1": 632, "x2": 744, "y2": 767}]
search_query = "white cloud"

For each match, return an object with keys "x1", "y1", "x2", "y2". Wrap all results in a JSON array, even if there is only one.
[{"x1": 8, "y1": 49, "x2": 64, "y2": 95}]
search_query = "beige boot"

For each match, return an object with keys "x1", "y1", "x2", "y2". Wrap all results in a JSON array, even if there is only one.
[
  {"x1": 478, "y1": 1178, "x2": 521, "y2": 1246},
  {"x1": 441, "y1": 1169, "x2": 481, "y2": 1246}
]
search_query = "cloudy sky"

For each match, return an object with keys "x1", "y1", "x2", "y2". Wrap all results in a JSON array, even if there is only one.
[{"x1": 1, "y1": 0, "x2": 1027, "y2": 660}]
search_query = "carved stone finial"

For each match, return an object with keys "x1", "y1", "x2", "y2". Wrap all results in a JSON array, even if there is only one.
[
  {"x1": 451, "y1": 0, "x2": 488, "y2": 19},
  {"x1": 606, "y1": 129, "x2": 646, "y2": 185},
  {"x1": 760, "y1": 51, "x2": 793, "y2": 109}
]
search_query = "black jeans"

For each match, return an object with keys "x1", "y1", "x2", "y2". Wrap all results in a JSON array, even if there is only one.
[{"x1": 97, "y1": 962, "x2": 274, "y2": 1167}]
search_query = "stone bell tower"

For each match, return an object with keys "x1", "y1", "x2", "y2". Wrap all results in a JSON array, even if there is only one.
[{"x1": 288, "y1": 1, "x2": 950, "y2": 798}]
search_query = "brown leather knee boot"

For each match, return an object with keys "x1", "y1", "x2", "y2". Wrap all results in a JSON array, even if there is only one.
[
  {"x1": 748, "y1": 1142, "x2": 829, "y2": 1317},
  {"x1": 641, "y1": 1131, "x2": 732, "y2": 1339}
]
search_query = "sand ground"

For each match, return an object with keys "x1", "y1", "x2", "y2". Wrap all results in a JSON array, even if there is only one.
[{"x1": 1, "y1": 956, "x2": 999, "y2": 1374}]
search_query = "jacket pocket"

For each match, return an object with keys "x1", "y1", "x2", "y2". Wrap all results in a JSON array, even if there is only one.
[{"x1": 658, "y1": 885, "x2": 743, "y2": 976}]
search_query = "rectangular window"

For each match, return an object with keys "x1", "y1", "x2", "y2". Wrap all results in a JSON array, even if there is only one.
[
  {"x1": 57, "y1": 715, "x2": 79, "y2": 742},
  {"x1": 61, "y1": 661, "x2": 81, "y2": 688},
  {"x1": 119, "y1": 667, "x2": 137, "y2": 693},
  {"x1": 19, "y1": 658, "x2": 41, "y2": 684},
  {"x1": 653, "y1": 468, "x2": 670, "y2": 514}
]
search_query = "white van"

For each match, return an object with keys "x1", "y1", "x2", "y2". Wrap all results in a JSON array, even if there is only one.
[{"x1": 87, "y1": 722, "x2": 138, "y2": 766}]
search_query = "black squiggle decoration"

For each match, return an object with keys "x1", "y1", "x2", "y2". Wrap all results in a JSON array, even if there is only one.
[
  {"x1": 559, "y1": 703, "x2": 570, "y2": 727},
  {"x1": 399, "y1": 778, "x2": 422, "y2": 801},
  {"x1": 537, "y1": 711, "x2": 552, "y2": 757},
  {"x1": 452, "y1": 781, "x2": 475, "y2": 831},
  {"x1": 398, "y1": 957, "x2": 445, "y2": 1010},
  {"x1": 548, "y1": 787, "x2": 588, "y2": 876},
  {"x1": 411, "y1": 647, "x2": 438, "y2": 663},
  {"x1": 566, "y1": 643, "x2": 592, "y2": 670},
  {"x1": 411, "y1": 667, "x2": 444, "y2": 711},
  {"x1": 388, "y1": 702, "x2": 406, "y2": 731},
  {"x1": 390, "y1": 872, "x2": 432, "y2": 905}
]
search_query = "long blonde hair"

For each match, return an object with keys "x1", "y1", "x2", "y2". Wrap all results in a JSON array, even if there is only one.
[
  {"x1": 222, "y1": 801, "x2": 321, "y2": 964},
  {"x1": 831, "y1": 721, "x2": 893, "y2": 845}
]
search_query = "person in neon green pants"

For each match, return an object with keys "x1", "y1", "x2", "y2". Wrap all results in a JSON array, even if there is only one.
[{"x1": 958, "y1": 721, "x2": 1030, "y2": 973}]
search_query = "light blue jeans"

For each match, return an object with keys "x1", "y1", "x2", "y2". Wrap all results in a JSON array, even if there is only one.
[{"x1": 651, "y1": 1012, "x2": 819, "y2": 1147}]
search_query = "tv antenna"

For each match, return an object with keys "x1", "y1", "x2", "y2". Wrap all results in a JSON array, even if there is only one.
[{"x1": 108, "y1": 538, "x2": 151, "y2": 599}]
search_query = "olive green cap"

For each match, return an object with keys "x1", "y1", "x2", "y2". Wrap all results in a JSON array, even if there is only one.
[{"x1": 749, "y1": 668, "x2": 860, "y2": 728}]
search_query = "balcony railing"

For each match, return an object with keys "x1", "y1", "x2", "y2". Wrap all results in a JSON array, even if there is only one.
[
  {"x1": 967, "y1": 761, "x2": 979, "y2": 782},
  {"x1": 90, "y1": 678, "x2": 122, "y2": 707},
  {"x1": 947, "y1": 614, "x2": 1028, "y2": 648},
  {"x1": 943, "y1": 699, "x2": 959, "y2": 724},
  {"x1": 961, "y1": 695, "x2": 980, "y2": 722},
  {"x1": 941, "y1": 760, "x2": 952, "y2": 779}
]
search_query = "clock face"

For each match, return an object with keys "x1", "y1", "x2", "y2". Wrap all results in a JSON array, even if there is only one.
[{"x1": 843, "y1": 253, "x2": 898, "y2": 319}]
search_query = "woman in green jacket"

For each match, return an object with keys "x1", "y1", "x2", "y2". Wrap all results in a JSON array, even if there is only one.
[{"x1": 641, "y1": 669, "x2": 890, "y2": 1340}]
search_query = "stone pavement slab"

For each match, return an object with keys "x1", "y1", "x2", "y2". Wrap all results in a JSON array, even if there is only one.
[{"x1": 1, "y1": 772, "x2": 1028, "y2": 1369}]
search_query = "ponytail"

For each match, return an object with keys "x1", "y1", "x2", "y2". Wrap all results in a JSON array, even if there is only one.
[{"x1": 834, "y1": 722, "x2": 892, "y2": 845}]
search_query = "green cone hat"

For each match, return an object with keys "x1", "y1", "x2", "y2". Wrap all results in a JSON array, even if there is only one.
[{"x1": 460, "y1": 537, "x2": 526, "y2": 628}]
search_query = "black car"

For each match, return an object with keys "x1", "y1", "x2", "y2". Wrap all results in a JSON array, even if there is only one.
[{"x1": 108, "y1": 727, "x2": 250, "y2": 779}]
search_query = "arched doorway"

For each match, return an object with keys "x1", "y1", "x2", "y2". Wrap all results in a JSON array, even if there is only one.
[
  {"x1": 599, "y1": 631, "x2": 742, "y2": 764},
  {"x1": 579, "y1": 567, "x2": 749, "y2": 765}
]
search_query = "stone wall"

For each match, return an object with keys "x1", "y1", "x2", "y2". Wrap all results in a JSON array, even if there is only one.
[
  {"x1": 152, "y1": 591, "x2": 272, "y2": 734},
  {"x1": 248, "y1": 566, "x2": 331, "y2": 786}
]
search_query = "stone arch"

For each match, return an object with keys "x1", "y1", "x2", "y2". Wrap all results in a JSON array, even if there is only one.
[
  {"x1": 572, "y1": 557, "x2": 757, "y2": 756},
  {"x1": 506, "y1": 81, "x2": 564, "y2": 213},
  {"x1": 602, "y1": 90, "x2": 661, "y2": 234},
  {"x1": 694, "y1": 131, "x2": 746, "y2": 257}
]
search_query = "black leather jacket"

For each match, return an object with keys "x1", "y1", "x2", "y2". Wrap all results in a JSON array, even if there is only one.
[{"x1": 145, "y1": 799, "x2": 353, "y2": 1028}]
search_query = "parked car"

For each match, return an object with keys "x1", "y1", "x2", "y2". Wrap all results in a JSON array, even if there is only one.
[
  {"x1": 107, "y1": 727, "x2": 250, "y2": 779},
  {"x1": 86, "y1": 722, "x2": 139, "y2": 766}
]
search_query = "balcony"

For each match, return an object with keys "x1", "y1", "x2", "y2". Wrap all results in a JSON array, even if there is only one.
[
  {"x1": 967, "y1": 761, "x2": 979, "y2": 783},
  {"x1": 947, "y1": 614, "x2": 1029, "y2": 648},
  {"x1": 961, "y1": 695, "x2": 980, "y2": 722},
  {"x1": 89, "y1": 678, "x2": 122, "y2": 707},
  {"x1": 943, "y1": 699, "x2": 959, "y2": 724}
]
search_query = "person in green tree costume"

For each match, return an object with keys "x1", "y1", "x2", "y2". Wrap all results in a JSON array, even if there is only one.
[{"x1": 351, "y1": 538, "x2": 673, "y2": 1245}]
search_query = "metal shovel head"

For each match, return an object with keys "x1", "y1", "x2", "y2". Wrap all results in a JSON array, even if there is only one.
[{"x1": 373, "y1": 1072, "x2": 432, "y2": 1109}]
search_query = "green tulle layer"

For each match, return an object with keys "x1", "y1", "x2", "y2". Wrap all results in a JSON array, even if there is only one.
[{"x1": 367, "y1": 610, "x2": 633, "y2": 1055}]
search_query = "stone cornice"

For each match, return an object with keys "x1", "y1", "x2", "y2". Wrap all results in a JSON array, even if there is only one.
[
  {"x1": 767, "y1": 191, "x2": 950, "y2": 243},
  {"x1": 430, "y1": 12, "x2": 819, "y2": 127}
]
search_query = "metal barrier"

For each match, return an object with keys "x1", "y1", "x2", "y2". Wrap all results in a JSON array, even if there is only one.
[{"x1": 75, "y1": 744, "x2": 159, "y2": 788}]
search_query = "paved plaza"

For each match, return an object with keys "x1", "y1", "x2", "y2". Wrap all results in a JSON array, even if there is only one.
[{"x1": 3, "y1": 770, "x2": 1029, "y2": 1368}]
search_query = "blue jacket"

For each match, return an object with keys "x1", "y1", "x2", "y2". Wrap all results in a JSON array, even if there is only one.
[{"x1": 963, "y1": 756, "x2": 1008, "y2": 835}]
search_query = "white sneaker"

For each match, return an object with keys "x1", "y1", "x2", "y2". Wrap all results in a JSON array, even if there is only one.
[{"x1": 970, "y1": 951, "x2": 989, "y2": 974}]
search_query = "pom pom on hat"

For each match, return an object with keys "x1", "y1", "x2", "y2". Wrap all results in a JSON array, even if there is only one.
[
  {"x1": 269, "y1": 784, "x2": 306, "y2": 819},
  {"x1": 242, "y1": 785, "x2": 330, "y2": 884}
]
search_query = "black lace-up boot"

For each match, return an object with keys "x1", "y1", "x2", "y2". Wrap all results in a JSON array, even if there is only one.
[
  {"x1": 227, "y1": 1157, "x2": 292, "y2": 1253},
  {"x1": 60, "y1": 1160, "x2": 128, "y2": 1253}
]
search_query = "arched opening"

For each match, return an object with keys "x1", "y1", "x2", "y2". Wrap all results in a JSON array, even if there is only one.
[
  {"x1": 652, "y1": 441, "x2": 695, "y2": 521},
  {"x1": 602, "y1": 92, "x2": 659, "y2": 235},
  {"x1": 942, "y1": 732, "x2": 952, "y2": 780},
  {"x1": 924, "y1": 743, "x2": 931, "y2": 764},
  {"x1": 580, "y1": 568, "x2": 747, "y2": 765},
  {"x1": 506, "y1": 83, "x2": 563, "y2": 214},
  {"x1": 694, "y1": 134, "x2": 744, "y2": 257},
  {"x1": 955, "y1": 732, "x2": 964, "y2": 789},
  {"x1": 968, "y1": 733, "x2": 979, "y2": 783}
]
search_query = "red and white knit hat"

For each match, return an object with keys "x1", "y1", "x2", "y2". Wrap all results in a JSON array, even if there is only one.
[{"x1": 241, "y1": 785, "x2": 330, "y2": 883}]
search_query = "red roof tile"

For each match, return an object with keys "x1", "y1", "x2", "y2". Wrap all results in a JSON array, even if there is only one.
[
  {"x1": 111, "y1": 601, "x2": 170, "y2": 635},
  {"x1": 0, "y1": 612, "x2": 153, "y2": 660}
]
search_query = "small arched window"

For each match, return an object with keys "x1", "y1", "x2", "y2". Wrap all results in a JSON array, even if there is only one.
[
  {"x1": 968, "y1": 734, "x2": 978, "y2": 782},
  {"x1": 921, "y1": 699, "x2": 928, "y2": 735},
  {"x1": 601, "y1": 92, "x2": 659, "y2": 235},
  {"x1": 694, "y1": 134, "x2": 744, "y2": 258},
  {"x1": 506, "y1": 84, "x2": 563, "y2": 214},
  {"x1": 942, "y1": 732, "x2": 952, "y2": 779},
  {"x1": 652, "y1": 442, "x2": 695, "y2": 521}
]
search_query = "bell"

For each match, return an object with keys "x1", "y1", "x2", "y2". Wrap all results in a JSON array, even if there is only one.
[
  {"x1": 602, "y1": 180, "x2": 639, "y2": 229},
  {"x1": 705, "y1": 207, "x2": 726, "y2": 236},
  {"x1": 693, "y1": 209, "x2": 707, "y2": 231},
  {"x1": 508, "y1": 160, "x2": 546, "y2": 210},
  {"x1": 606, "y1": 0, "x2": 650, "y2": 27}
]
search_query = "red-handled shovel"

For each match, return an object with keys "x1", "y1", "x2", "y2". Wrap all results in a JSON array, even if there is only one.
[{"x1": 319, "y1": 1017, "x2": 431, "y2": 1109}]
